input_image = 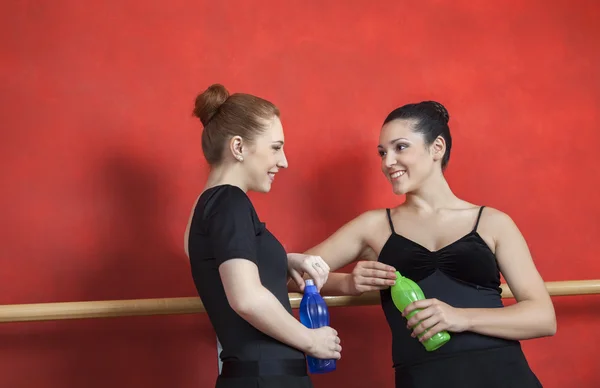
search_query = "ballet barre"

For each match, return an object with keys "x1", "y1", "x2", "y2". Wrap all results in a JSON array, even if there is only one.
[{"x1": 0, "y1": 279, "x2": 598, "y2": 323}]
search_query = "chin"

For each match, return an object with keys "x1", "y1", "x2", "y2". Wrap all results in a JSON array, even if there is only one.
[
  {"x1": 251, "y1": 186, "x2": 270, "y2": 194},
  {"x1": 256, "y1": 181, "x2": 273, "y2": 193},
  {"x1": 247, "y1": 176, "x2": 273, "y2": 193},
  {"x1": 391, "y1": 182, "x2": 409, "y2": 196}
]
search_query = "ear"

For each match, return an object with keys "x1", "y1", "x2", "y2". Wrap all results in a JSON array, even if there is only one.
[
  {"x1": 431, "y1": 136, "x2": 446, "y2": 163},
  {"x1": 229, "y1": 136, "x2": 245, "y2": 162}
]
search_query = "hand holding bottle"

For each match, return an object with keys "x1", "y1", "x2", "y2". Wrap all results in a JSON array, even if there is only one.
[
  {"x1": 403, "y1": 298, "x2": 469, "y2": 341},
  {"x1": 300, "y1": 279, "x2": 338, "y2": 373},
  {"x1": 306, "y1": 326, "x2": 342, "y2": 360},
  {"x1": 390, "y1": 271, "x2": 451, "y2": 351}
]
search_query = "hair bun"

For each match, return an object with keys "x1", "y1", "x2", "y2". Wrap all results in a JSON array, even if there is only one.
[
  {"x1": 193, "y1": 84, "x2": 230, "y2": 126},
  {"x1": 424, "y1": 101, "x2": 450, "y2": 124}
]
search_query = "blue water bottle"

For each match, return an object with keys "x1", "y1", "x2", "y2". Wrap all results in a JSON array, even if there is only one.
[{"x1": 299, "y1": 279, "x2": 336, "y2": 374}]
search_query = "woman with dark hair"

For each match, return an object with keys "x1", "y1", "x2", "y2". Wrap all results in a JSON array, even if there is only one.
[{"x1": 301, "y1": 101, "x2": 556, "y2": 387}]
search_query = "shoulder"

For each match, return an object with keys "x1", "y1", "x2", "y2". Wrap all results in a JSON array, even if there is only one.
[
  {"x1": 353, "y1": 208, "x2": 388, "y2": 227},
  {"x1": 328, "y1": 208, "x2": 387, "y2": 238},
  {"x1": 480, "y1": 206, "x2": 515, "y2": 226},
  {"x1": 202, "y1": 184, "x2": 255, "y2": 216},
  {"x1": 193, "y1": 185, "x2": 261, "y2": 233},
  {"x1": 347, "y1": 209, "x2": 391, "y2": 242},
  {"x1": 478, "y1": 206, "x2": 521, "y2": 240}
]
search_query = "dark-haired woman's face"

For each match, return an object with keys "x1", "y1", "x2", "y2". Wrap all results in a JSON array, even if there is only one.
[{"x1": 377, "y1": 119, "x2": 438, "y2": 195}]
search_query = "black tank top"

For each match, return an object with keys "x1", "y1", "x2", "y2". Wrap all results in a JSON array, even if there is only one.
[{"x1": 378, "y1": 206, "x2": 519, "y2": 369}]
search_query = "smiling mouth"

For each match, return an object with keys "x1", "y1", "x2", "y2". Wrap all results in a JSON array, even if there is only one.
[
  {"x1": 268, "y1": 172, "x2": 276, "y2": 181},
  {"x1": 390, "y1": 171, "x2": 406, "y2": 179}
]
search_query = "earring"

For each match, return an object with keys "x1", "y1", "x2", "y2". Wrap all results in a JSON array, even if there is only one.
[{"x1": 237, "y1": 156, "x2": 244, "y2": 162}]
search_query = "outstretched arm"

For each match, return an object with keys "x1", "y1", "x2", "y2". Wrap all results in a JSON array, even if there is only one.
[
  {"x1": 405, "y1": 209, "x2": 556, "y2": 341},
  {"x1": 289, "y1": 211, "x2": 396, "y2": 296},
  {"x1": 303, "y1": 210, "x2": 378, "y2": 271}
]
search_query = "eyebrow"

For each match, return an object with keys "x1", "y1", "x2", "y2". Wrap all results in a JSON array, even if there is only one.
[{"x1": 377, "y1": 138, "x2": 409, "y2": 148}]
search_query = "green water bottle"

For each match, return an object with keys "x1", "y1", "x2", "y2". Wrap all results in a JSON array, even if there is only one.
[{"x1": 390, "y1": 271, "x2": 451, "y2": 351}]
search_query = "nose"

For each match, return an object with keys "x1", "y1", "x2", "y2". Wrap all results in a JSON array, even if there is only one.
[
  {"x1": 384, "y1": 152, "x2": 397, "y2": 168},
  {"x1": 278, "y1": 150, "x2": 289, "y2": 169}
]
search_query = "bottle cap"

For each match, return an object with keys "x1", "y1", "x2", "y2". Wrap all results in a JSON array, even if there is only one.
[{"x1": 305, "y1": 279, "x2": 314, "y2": 286}]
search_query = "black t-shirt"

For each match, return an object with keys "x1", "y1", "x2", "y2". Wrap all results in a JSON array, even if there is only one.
[{"x1": 188, "y1": 184, "x2": 304, "y2": 362}]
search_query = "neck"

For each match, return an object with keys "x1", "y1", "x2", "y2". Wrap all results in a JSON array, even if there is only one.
[
  {"x1": 404, "y1": 170, "x2": 458, "y2": 212},
  {"x1": 204, "y1": 163, "x2": 247, "y2": 192}
]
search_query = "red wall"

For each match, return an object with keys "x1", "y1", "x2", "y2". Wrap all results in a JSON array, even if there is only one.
[{"x1": 1, "y1": 1, "x2": 599, "y2": 387}]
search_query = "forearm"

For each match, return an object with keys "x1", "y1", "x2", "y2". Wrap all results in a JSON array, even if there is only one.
[
  {"x1": 463, "y1": 300, "x2": 556, "y2": 340},
  {"x1": 320, "y1": 273, "x2": 356, "y2": 296},
  {"x1": 287, "y1": 272, "x2": 356, "y2": 296},
  {"x1": 233, "y1": 285, "x2": 314, "y2": 353}
]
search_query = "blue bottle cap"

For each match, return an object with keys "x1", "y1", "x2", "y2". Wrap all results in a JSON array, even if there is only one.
[{"x1": 305, "y1": 279, "x2": 314, "y2": 286}]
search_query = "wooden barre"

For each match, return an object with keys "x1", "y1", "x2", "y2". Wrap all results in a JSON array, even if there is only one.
[{"x1": 0, "y1": 279, "x2": 598, "y2": 323}]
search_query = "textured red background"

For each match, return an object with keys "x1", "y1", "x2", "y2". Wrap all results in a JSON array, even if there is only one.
[{"x1": 1, "y1": 1, "x2": 599, "y2": 387}]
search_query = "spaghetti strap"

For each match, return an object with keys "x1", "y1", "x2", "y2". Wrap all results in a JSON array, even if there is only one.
[
  {"x1": 385, "y1": 208, "x2": 396, "y2": 234},
  {"x1": 473, "y1": 206, "x2": 486, "y2": 232}
]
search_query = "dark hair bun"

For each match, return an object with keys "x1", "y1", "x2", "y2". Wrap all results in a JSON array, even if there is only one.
[
  {"x1": 425, "y1": 101, "x2": 450, "y2": 124},
  {"x1": 193, "y1": 84, "x2": 230, "y2": 126}
]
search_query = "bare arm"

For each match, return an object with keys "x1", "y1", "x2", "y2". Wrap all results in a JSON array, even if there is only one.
[
  {"x1": 297, "y1": 221, "x2": 396, "y2": 296},
  {"x1": 304, "y1": 211, "x2": 380, "y2": 271},
  {"x1": 189, "y1": 187, "x2": 341, "y2": 359},
  {"x1": 221, "y1": 259, "x2": 341, "y2": 359},
  {"x1": 460, "y1": 210, "x2": 556, "y2": 339},
  {"x1": 287, "y1": 246, "x2": 377, "y2": 295},
  {"x1": 407, "y1": 209, "x2": 556, "y2": 341}
]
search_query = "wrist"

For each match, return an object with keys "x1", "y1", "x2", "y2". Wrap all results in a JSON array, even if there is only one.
[
  {"x1": 341, "y1": 274, "x2": 359, "y2": 296},
  {"x1": 299, "y1": 326, "x2": 315, "y2": 354},
  {"x1": 461, "y1": 308, "x2": 474, "y2": 331}
]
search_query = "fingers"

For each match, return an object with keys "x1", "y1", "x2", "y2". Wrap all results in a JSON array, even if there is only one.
[
  {"x1": 312, "y1": 326, "x2": 342, "y2": 360},
  {"x1": 362, "y1": 271, "x2": 397, "y2": 285},
  {"x1": 289, "y1": 269, "x2": 305, "y2": 291},
  {"x1": 355, "y1": 280, "x2": 394, "y2": 293},
  {"x1": 406, "y1": 306, "x2": 435, "y2": 327},
  {"x1": 359, "y1": 268, "x2": 397, "y2": 281},
  {"x1": 406, "y1": 308, "x2": 426, "y2": 327},
  {"x1": 313, "y1": 261, "x2": 329, "y2": 279},
  {"x1": 331, "y1": 342, "x2": 342, "y2": 353},
  {"x1": 315, "y1": 257, "x2": 331, "y2": 272},
  {"x1": 304, "y1": 266, "x2": 324, "y2": 289},
  {"x1": 416, "y1": 321, "x2": 444, "y2": 341},
  {"x1": 329, "y1": 329, "x2": 342, "y2": 359},
  {"x1": 410, "y1": 315, "x2": 440, "y2": 338},
  {"x1": 358, "y1": 284, "x2": 393, "y2": 293},
  {"x1": 403, "y1": 298, "x2": 436, "y2": 317},
  {"x1": 302, "y1": 256, "x2": 330, "y2": 290},
  {"x1": 353, "y1": 262, "x2": 397, "y2": 289},
  {"x1": 357, "y1": 260, "x2": 396, "y2": 272},
  {"x1": 352, "y1": 273, "x2": 395, "y2": 292}
]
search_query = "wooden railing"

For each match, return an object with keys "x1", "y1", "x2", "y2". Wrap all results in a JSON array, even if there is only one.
[{"x1": 0, "y1": 279, "x2": 598, "y2": 323}]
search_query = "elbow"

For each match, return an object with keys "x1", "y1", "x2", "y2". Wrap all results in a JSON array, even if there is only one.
[
  {"x1": 544, "y1": 300, "x2": 558, "y2": 336},
  {"x1": 544, "y1": 313, "x2": 557, "y2": 337},
  {"x1": 227, "y1": 289, "x2": 263, "y2": 318},
  {"x1": 537, "y1": 304, "x2": 557, "y2": 337},
  {"x1": 228, "y1": 295, "x2": 253, "y2": 317},
  {"x1": 522, "y1": 297, "x2": 557, "y2": 338}
]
